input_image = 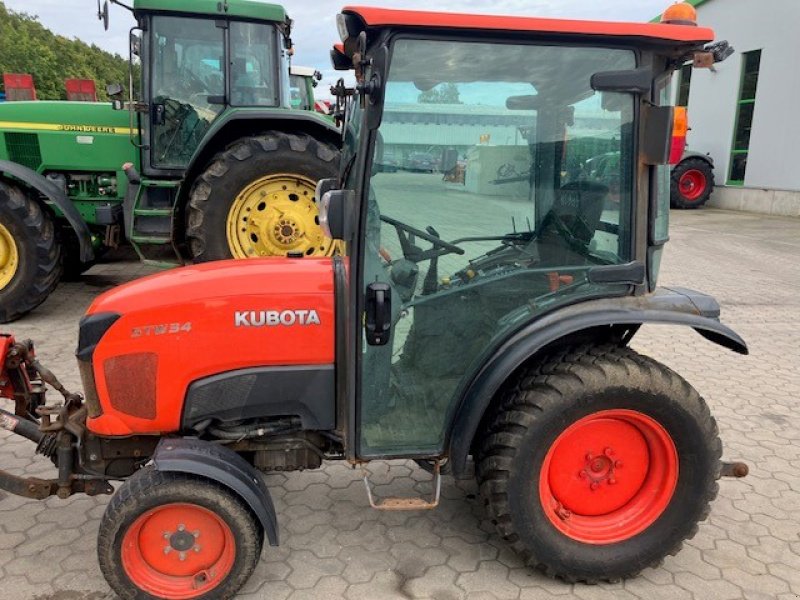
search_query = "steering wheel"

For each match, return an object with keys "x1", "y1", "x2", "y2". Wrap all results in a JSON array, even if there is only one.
[
  {"x1": 180, "y1": 68, "x2": 207, "y2": 95},
  {"x1": 380, "y1": 215, "x2": 464, "y2": 262}
]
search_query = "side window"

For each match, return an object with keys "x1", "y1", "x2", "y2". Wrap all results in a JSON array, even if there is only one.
[
  {"x1": 359, "y1": 39, "x2": 636, "y2": 456},
  {"x1": 230, "y1": 22, "x2": 278, "y2": 107}
]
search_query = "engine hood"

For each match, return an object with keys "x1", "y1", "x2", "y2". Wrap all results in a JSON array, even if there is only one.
[
  {"x1": 88, "y1": 258, "x2": 334, "y2": 315},
  {"x1": 81, "y1": 257, "x2": 337, "y2": 436}
]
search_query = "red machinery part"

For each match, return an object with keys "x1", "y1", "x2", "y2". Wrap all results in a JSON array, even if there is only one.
[
  {"x1": 65, "y1": 79, "x2": 98, "y2": 102},
  {"x1": 2, "y1": 74, "x2": 37, "y2": 101}
]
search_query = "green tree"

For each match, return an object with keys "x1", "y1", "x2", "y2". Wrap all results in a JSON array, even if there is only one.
[
  {"x1": 418, "y1": 82, "x2": 462, "y2": 104},
  {"x1": 0, "y1": 1, "x2": 129, "y2": 101}
]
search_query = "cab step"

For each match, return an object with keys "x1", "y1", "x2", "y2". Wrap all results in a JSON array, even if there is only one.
[{"x1": 362, "y1": 461, "x2": 442, "y2": 511}]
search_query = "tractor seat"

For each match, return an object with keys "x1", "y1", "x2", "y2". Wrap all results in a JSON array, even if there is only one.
[{"x1": 535, "y1": 180, "x2": 609, "y2": 267}]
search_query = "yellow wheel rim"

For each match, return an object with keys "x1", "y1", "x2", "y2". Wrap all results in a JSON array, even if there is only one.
[
  {"x1": 0, "y1": 222, "x2": 19, "y2": 290},
  {"x1": 227, "y1": 173, "x2": 337, "y2": 258}
]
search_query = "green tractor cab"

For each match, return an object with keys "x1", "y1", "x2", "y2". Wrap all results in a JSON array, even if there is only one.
[{"x1": 0, "y1": 0, "x2": 341, "y2": 323}]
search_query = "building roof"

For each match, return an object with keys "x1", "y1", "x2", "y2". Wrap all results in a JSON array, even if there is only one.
[
  {"x1": 342, "y1": 6, "x2": 714, "y2": 44},
  {"x1": 133, "y1": 0, "x2": 287, "y2": 23}
]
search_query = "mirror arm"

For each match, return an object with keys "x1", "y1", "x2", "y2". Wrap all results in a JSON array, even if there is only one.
[{"x1": 110, "y1": 0, "x2": 133, "y2": 12}]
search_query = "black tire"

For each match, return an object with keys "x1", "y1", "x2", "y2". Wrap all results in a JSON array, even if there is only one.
[
  {"x1": 476, "y1": 345, "x2": 721, "y2": 583},
  {"x1": 671, "y1": 157, "x2": 715, "y2": 208},
  {"x1": 186, "y1": 132, "x2": 339, "y2": 262},
  {"x1": 98, "y1": 467, "x2": 263, "y2": 600},
  {"x1": 59, "y1": 227, "x2": 95, "y2": 281},
  {"x1": 0, "y1": 181, "x2": 62, "y2": 323}
]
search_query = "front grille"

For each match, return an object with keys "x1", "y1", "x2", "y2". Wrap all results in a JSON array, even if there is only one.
[
  {"x1": 4, "y1": 132, "x2": 42, "y2": 170},
  {"x1": 103, "y1": 353, "x2": 158, "y2": 420}
]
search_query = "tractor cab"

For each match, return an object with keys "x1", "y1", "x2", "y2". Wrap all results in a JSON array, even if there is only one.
[
  {"x1": 323, "y1": 6, "x2": 734, "y2": 457},
  {"x1": 112, "y1": 0, "x2": 294, "y2": 172},
  {"x1": 289, "y1": 65, "x2": 322, "y2": 111}
]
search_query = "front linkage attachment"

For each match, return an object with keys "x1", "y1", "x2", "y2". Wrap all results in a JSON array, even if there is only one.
[{"x1": 0, "y1": 334, "x2": 113, "y2": 500}]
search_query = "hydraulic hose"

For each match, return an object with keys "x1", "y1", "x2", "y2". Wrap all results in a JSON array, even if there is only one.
[{"x1": 0, "y1": 408, "x2": 43, "y2": 444}]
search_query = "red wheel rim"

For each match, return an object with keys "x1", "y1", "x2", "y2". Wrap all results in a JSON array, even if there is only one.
[
  {"x1": 539, "y1": 409, "x2": 678, "y2": 545},
  {"x1": 678, "y1": 169, "x2": 707, "y2": 201},
  {"x1": 121, "y1": 503, "x2": 236, "y2": 599}
]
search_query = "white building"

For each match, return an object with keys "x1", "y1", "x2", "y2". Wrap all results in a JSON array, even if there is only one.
[{"x1": 676, "y1": 0, "x2": 800, "y2": 216}]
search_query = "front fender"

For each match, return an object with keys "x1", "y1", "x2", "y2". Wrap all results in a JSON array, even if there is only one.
[
  {"x1": 447, "y1": 287, "x2": 747, "y2": 479},
  {"x1": 0, "y1": 160, "x2": 94, "y2": 262},
  {"x1": 152, "y1": 438, "x2": 279, "y2": 546}
]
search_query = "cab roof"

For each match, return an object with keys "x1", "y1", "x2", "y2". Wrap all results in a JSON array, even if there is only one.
[
  {"x1": 133, "y1": 0, "x2": 287, "y2": 23},
  {"x1": 341, "y1": 6, "x2": 714, "y2": 45}
]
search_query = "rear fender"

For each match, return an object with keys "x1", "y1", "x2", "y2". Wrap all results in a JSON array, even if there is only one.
[
  {"x1": 0, "y1": 160, "x2": 94, "y2": 262},
  {"x1": 151, "y1": 438, "x2": 279, "y2": 546},
  {"x1": 447, "y1": 287, "x2": 747, "y2": 479}
]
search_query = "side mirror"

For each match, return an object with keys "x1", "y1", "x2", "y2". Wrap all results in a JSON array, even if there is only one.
[
  {"x1": 319, "y1": 189, "x2": 355, "y2": 241},
  {"x1": 97, "y1": 0, "x2": 109, "y2": 31},
  {"x1": 106, "y1": 83, "x2": 124, "y2": 110},
  {"x1": 130, "y1": 32, "x2": 141, "y2": 57}
]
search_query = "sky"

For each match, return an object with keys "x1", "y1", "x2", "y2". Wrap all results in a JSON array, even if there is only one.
[{"x1": 4, "y1": 0, "x2": 673, "y2": 98}]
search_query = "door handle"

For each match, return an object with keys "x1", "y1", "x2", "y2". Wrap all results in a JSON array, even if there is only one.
[
  {"x1": 366, "y1": 282, "x2": 392, "y2": 346},
  {"x1": 152, "y1": 103, "x2": 166, "y2": 126}
]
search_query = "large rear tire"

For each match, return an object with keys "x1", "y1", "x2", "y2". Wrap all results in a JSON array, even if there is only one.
[
  {"x1": 98, "y1": 467, "x2": 262, "y2": 600},
  {"x1": 0, "y1": 181, "x2": 62, "y2": 323},
  {"x1": 476, "y1": 345, "x2": 721, "y2": 582},
  {"x1": 671, "y1": 157, "x2": 714, "y2": 208},
  {"x1": 186, "y1": 132, "x2": 339, "y2": 262}
]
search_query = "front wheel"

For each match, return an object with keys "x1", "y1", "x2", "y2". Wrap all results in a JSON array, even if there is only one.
[
  {"x1": 98, "y1": 468, "x2": 263, "y2": 599},
  {"x1": 477, "y1": 345, "x2": 721, "y2": 582}
]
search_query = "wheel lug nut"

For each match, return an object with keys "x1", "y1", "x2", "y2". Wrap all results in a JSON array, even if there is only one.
[
  {"x1": 164, "y1": 546, "x2": 172, "y2": 554},
  {"x1": 177, "y1": 524, "x2": 186, "y2": 532},
  {"x1": 163, "y1": 532, "x2": 170, "y2": 539},
  {"x1": 585, "y1": 452, "x2": 594, "y2": 461},
  {"x1": 615, "y1": 460, "x2": 623, "y2": 468},
  {"x1": 604, "y1": 447, "x2": 614, "y2": 457},
  {"x1": 578, "y1": 470, "x2": 588, "y2": 479},
  {"x1": 194, "y1": 545, "x2": 201, "y2": 553},
  {"x1": 193, "y1": 530, "x2": 201, "y2": 538},
  {"x1": 590, "y1": 482, "x2": 599, "y2": 491},
  {"x1": 608, "y1": 477, "x2": 616, "y2": 485},
  {"x1": 179, "y1": 552, "x2": 186, "y2": 561}
]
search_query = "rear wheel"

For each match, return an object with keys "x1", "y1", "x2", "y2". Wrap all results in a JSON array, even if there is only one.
[
  {"x1": 186, "y1": 132, "x2": 340, "y2": 262},
  {"x1": 476, "y1": 345, "x2": 721, "y2": 582},
  {"x1": 671, "y1": 158, "x2": 714, "y2": 208},
  {"x1": 98, "y1": 468, "x2": 262, "y2": 600},
  {"x1": 0, "y1": 181, "x2": 61, "y2": 323}
]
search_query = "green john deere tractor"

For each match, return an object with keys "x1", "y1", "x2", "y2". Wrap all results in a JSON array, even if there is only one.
[{"x1": 0, "y1": 0, "x2": 341, "y2": 323}]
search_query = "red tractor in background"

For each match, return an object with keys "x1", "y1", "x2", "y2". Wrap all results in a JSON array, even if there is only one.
[{"x1": 0, "y1": 4, "x2": 748, "y2": 599}]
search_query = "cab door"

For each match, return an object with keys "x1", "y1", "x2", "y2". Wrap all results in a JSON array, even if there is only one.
[{"x1": 357, "y1": 37, "x2": 639, "y2": 458}]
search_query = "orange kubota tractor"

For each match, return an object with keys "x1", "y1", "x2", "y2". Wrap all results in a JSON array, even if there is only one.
[{"x1": 0, "y1": 4, "x2": 747, "y2": 598}]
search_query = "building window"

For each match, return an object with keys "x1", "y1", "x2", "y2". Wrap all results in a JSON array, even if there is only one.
[
  {"x1": 729, "y1": 50, "x2": 761, "y2": 184},
  {"x1": 676, "y1": 62, "x2": 692, "y2": 106}
]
